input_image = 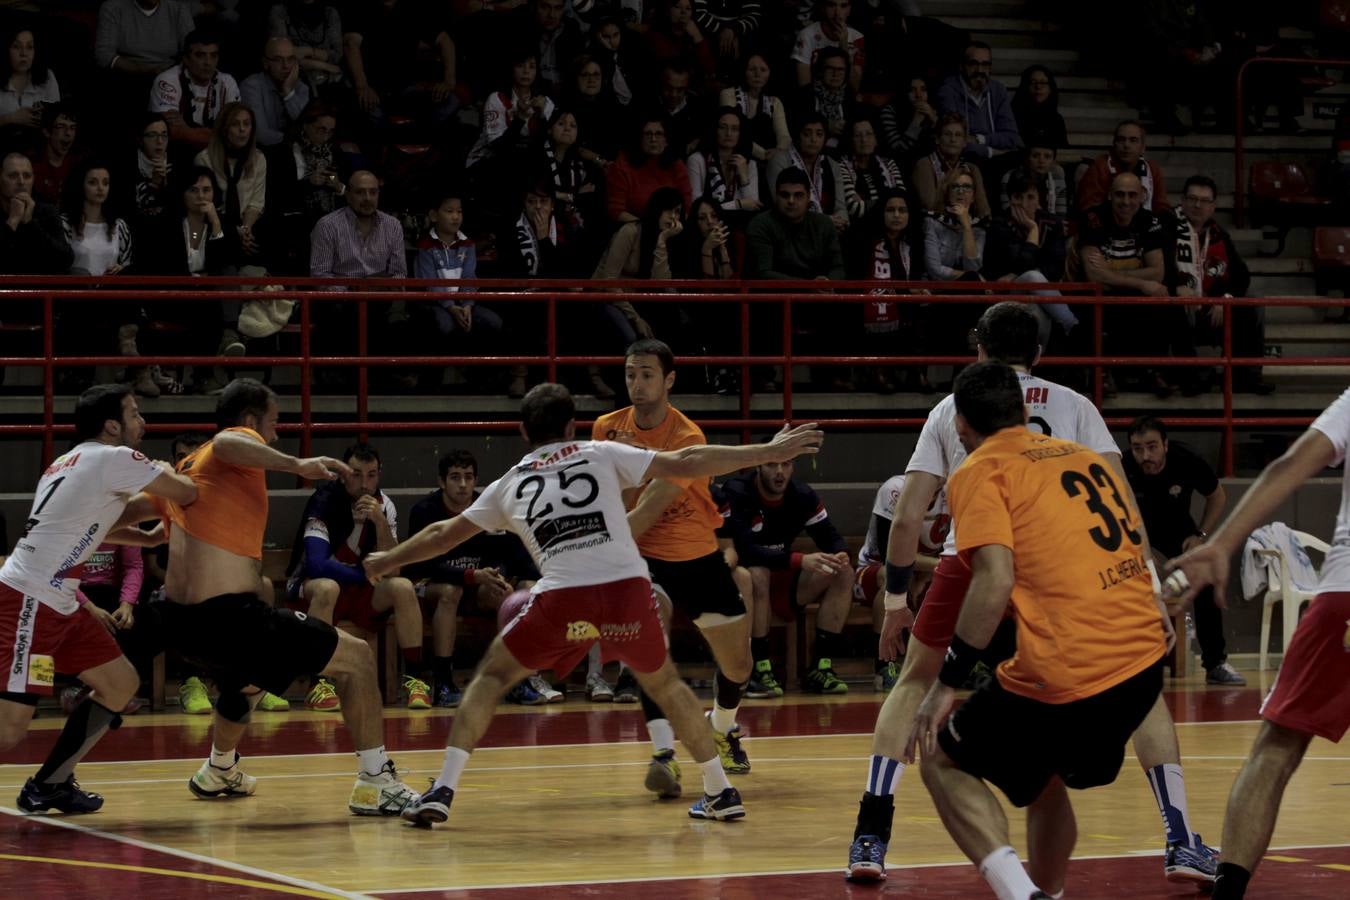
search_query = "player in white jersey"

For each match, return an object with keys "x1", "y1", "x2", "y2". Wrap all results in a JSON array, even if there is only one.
[
  {"x1": 1165, "y1": 386, "x2": 1350, "y2": 899},
  {"x1": 363, "y1": 383, "x2": 824, "y2": 827},
  {"x1": 0, "y1": 385, "x2": 196, "y2": 813},
  {"x1": 854, "y1": 475, "x2": 949, "y2": 690},
  {"x1": 847, "y1": 302, "x2": 1218, "y2": 889}
]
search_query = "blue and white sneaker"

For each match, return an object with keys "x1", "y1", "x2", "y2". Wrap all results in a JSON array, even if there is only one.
[
  {"x1": 505, "y1": 679, "x2": 545, "y2": 705},
  {"x1": 846, "y1": 834, "x2": 888, "y2": 882},
  {"x1": 402, "y1": 784, "x2": 454, "y2": 827},
  {"x1": 435, "y1": 682, "x2": 462, "y2": 708},
  {"x1": 1165, "y1": 834, "x2": 1218, "y2": 883},
  {"x1": 687, "y1": 786, "x2": 745, "y2": 821}
]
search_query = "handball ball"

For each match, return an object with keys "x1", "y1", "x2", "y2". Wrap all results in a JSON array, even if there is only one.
[{"x1": 497, "y1": 589, "x2": 531, "y2": 630}]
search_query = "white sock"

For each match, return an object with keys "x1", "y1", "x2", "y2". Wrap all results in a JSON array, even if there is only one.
[
  {"x1": 355, "y1": 745, "x2": 391, "y2": 777},
  {"x1": 1049, "y1": 891, "x2": 1064, "y2": 900},
  {"x1": 434, "y1": 746, "x2": 471, "y2": 792},
  {"x1": 1146, "y1": 762, "x2": 1196, "y2": 847},
  {"x1": 587, "y1": 644, "x2": 602, "y2": 678},
  {"x1": 710, "y1": 704, "x2": 737, "y2": 733},
  {"x1": 698, "y1": 756, "x2": 731, "y2": 796},
  {"x1": 648, "y1": 718, "x2": 676, "y2": 754},
  {"x1": 209, "y1": 744, "x2": 236, "y2": 769},
  {"x1": 978, "y1": 846, "x2": 1040, "y2": 900}
]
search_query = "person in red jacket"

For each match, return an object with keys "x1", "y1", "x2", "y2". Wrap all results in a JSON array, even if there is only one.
[
  {"x1": 605, "y1": 115, "x2": 692, "y2": 223},
  {"x1": 1076, "y1": 120, "x2": 1169, "y2": 214}
]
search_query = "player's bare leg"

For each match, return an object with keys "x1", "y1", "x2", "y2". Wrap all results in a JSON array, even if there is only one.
[
  {"x1": 744, "y1": 566, "x2": 783, "y2": 698},
  {"x1": 696, "y1": 612, "x2": 753, "y2": 773},
  {"x1": 0, "y1": 697, "x2": 36, "y2": 752},
  {"x1": 798, "y1": 566, "x2": 853, "y2": 694},
  {"x1": 425, "y1": 583, "x2": 464, "y2": 706},
  {"x1": 189, "y1": 688, "x2": 267, "y2": 799},
  {"x1": 371, "y1": 576, "x2": 431, "y2": 707},
  {"x1": 1026, "y1": 778, "x2": 1075, "y2": 897},
  {"x1": 1133, "y1": 693, "x2": 1218, "y2": 881}
]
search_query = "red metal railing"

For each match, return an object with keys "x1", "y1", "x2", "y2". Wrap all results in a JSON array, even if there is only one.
[{"x1": 0, "y1": 276, "x2": 1342, "y2": 475}]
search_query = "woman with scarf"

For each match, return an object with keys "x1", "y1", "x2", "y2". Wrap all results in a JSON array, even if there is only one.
[
  {"x1": 880, "y1": 74, "x2": 938, "y2": 171},
  {"x1": 606, "y1": 114, "x2": 691, "y2": 224},
  {"x1": 194, "y1": 101, "x2": 268, "y2": 268},
  {"x1": 911, "y1": 111, "x2": 990, "y2": 219},
  {"x1": 767, "y1": 112, "x2": 849, "y2": 231},
  {"x1": 268, "y1": 1, "x2": 346, "y2": 92},
  {"x1": 801, "y1": 47, "x2": 854, "y2": 150},
  {"x1": 588, "y1": 17, "x2": 641, "y2": 109},
  {"x1": 687, "y1": 107, "x2": 760, "y2": 221},
  {"x1": 565, "y1": 54, "x2": 627, "y2": 168},
  {"x1": 848, "y1": 187, "x2": 927, "y2": 392},
  {"x1": 717, "y1": 52, "x2": 791, "y2": 167},
  {"x1": 264, "y1": 100, "x2": 348, "y2": 272},
  {"x1": 1010, "y1": 65, "x2": 1068, "y2": 155},
  {"x1": 528, "y1": 106, "x2": 600, "y2": 259},
  {"x1": 118, "y1": 112, "x2": 176, "y2": 246},
  {"x1": 841, "y1": 114, "x2": 904, "y2": 223}
]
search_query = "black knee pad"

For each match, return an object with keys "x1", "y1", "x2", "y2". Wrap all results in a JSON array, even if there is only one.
[{"x1": 215, "y1": 690, "x2": 252, "y2": 723}]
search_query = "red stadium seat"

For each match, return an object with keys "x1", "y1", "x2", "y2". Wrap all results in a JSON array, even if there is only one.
[
  {"x1": 1249, "y1": 161, "x2": 1334, "y2": 254},
  {"x1": 1314, "y1": 226, "x2": 1350, "y2": 270}
]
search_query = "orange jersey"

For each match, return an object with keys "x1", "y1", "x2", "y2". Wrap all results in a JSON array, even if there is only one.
[
  {"x1": 947, "y1": 427, "x2": 1165, "y2": 703},
  {"x1": 592, "y1": 405, "x2": 720, "y2": 561},
  {"x1": 156, "y1": 427, "x2": 269, "y2": 560}
]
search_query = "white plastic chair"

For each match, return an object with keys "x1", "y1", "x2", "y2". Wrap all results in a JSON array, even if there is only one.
[{"x1": 1255, "y1": 530, "x2": 1330, "y2": 673}]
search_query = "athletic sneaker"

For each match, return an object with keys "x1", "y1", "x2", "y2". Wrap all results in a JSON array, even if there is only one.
[
  {"x1": 179, "y1": 676, "x2": 212, "y2": 715},
  {"x1": 256, "y1": 691, "x2": 290, "y2": 711},
  {"x1": 528, "y1": 674, "x2": 564, "y2": 703},
  {"x1": 17, "y1": 776, "x2": 104, "y2": 814},
  {"x1": 644, "y1": 748, "x2": 683, "y2": 799},
  {"x1": 403, "y1": 784, "x2": 454, "y2": 827},
  {"x1": 1165, "y1": 835, "x2": 1218, "y2": 883},
  {"x1": 586, "y1": 672, "x2": 614, "y2": 702},
  {"x1": 403, "y1": 676, "x2": 433, "y2": 710},
  {"x1": 687, "y1": 786, "x2": 745, "y2": 821},
  {"x1": 707, "y1": 711, "x2": 751, "y2": 774},
  {"x1": 348, "y1": 761, "x2": 419, "y2": 816},
  {"x1": 613, "y1": 670, "x2": 639, "y2": 703},
  {"x1": 435, "y1": 682, "x2": 462, "y2": 708},
  {"x1": 306, "y1": 679, "x2": 341, "y2": 711},
  {"x1": 744, "y1": 660, "x2": 784, "y2": 699},
  {"x1": 804, "y1": 660, "x2": 849, "y2": 694},
  {"x1": 846, "y1": 834, "x2": 888, "y2": 882},
  {"x1": 189, "y1": 752, "x2": 257, "y2": 799},
  {"x1": 1205, "y1": 662, "x2": 1247, "y2": 686},
  {"x1": 505, "y1": 679, "x2": 545, "y2": 705},
  {"x1": 873, "y1": 662, "x2": 900, "y2": 692}
]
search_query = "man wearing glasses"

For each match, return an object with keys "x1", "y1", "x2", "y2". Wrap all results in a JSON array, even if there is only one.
[
  {"x1": 935, "y1": 42, "x2": 1021, "y2": 161},
  {"x1": 240, "y1": 37, "x2": 311, "y2": 147}
]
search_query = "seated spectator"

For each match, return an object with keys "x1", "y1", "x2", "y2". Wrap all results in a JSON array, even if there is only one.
[
  {"x1": 676, "y1": 197, "x2": 743, "y2": 391},
  {"x1": 911, "y1": 112, "x2": 991, "y2": 219},
  {"x1": 687, "y1": 107, "x2": 761, "y2": 218},
  {"x1": 767, "y1": 113, "x2": 848, "y2": 231},
  {"x1": 679, "y1": 195, "x2": 742, "y2": 278},
  {"x1": 642, "y1": 0, "x2": 716, "y2": 91},
  {"x1": 606, "y1": 115, "x2": 691, "y2": 224},
  {"x1": 1076, "y1": 119, "x2": 1168, "y2": 214},
  {"x1": 923, "y1": 163, "x2": 986, "y2": 282},
  {"x1": 268, "y1": 1, "x2": 345, "y2": 93},
  {"x1": 1170, "y1": 173, "x2": 1273, "y2": 395},
  {"x1": 802, "y1": 47, "x2": 855, "y2": 150},
  {"x1": 565, "y1": 54, "x2": 627, "y2": 167},
  {"x1": 694, "y1": 0, "x2": 762, "y2": 76},
  {"x1": 1010, "y1": 65, "x2": 1067, "y2": 153},
  {"x1": 0, "y1": 25, "x2": 59, "y2": 132},
  {"x1": 516, "y1": 0, "x2": 585, "y2": 97},
  {"x1": 529, "y1": 106, "x2": 600, "y2": 251},
  {"x1": 139, "y1": 165, "x2": 227, "y2": 277},
  {"x1": 588, "y1": 16, "x2": 639, "y2": 108},
  {"x1": 935, "y1": 41, "x2": 1022, "y2": 163},
  {"x1": 343, "y1": 0, "x2": 457, "y2": 127},
  {"x1": 94, "y1": 0, "x2": 193, "y2": 76},
  {"x1": 1133, "y1": 0, "x2": 1226, "y2": 133},
  {"x1": 718, "y1": 52, "x2": 791, "y2": 167},
  {"x1": 984, "y1": 169, "x2": 1077, "y2": 347},
  {"x1": 747, "y1": 167, "x2": 844, "y2": 280},
  {"x1": 117, "y1": 113, "x2": 175, "y2": 243},
  {"x1": 285, "y1": 442, "x2": 432, "y2": 711},
  {"x1": 240, "y1": 37, "x2": 311, "y2": 148},
  {"x1": 262, "y1": 99, "x2": 349, "y2": 273},
  {"x1": 880, "y1": 73, "x2": 937, "y2": 171},
  {"x1": 841, "y1": 114, "x2": 904, "y2": 224},
  {"x1": 466, "y1": 46, "x2": 555, "y2": 172},
  {"x1": 999, "y1": 137, "x2": 1067, "y2": 217},
  {"x1": 405, "y1": 449, "x2": 541, "y2": 708},
  {"x1": 497, "y1": 180, "x2": 570, "y2": 278},
  {"x1": 847, "y1": 187, "x2": 926, "y2": 392},
  {"x1": 658, "y1": 62, "x2": 703, "y2": 157},
  {"x1": 150, "y1": 28, "x2": 241, "y2": 151},
  {"x1": 194, "y1": 101, "x2": 268, "y2": 267},
  {"x1": 0, "y1": 151, "x2": 72, "y2": 275},
  {"x1": 29, "y1": 103, "x2": 79, "y2": 206},
  {"x1": 792, "y1": 0, "x2": 864, "y2": 93}
]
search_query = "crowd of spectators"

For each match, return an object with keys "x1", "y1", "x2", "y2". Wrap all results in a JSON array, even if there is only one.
[{"x1": 0, "y1": 1, "x2": 1303, "y2": 398}]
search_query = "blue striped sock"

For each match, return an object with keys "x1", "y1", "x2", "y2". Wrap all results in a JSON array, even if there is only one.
[
  {"x1": 1146, "y1": 763, "x2": 1194, "y2": 847},
  {"x1": 866, "y1": 754, "x2": 905, "y2": 796}
]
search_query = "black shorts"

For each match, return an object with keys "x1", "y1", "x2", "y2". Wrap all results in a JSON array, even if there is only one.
[
  {"x1": 80, "y1": 583, "x2": 123, "y2": 613},
  {"x1": 152, "y1": 593, "x2": 340, "y2": 696},
  {"x1": 645, "y1": 552, "x2": 746, "y2": 622},
  {"x1": 938, "y1": 659, "x2": 1164, "y2": 808}
]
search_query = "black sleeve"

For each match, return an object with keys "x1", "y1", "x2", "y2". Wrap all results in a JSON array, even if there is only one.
[
  {"x1": 800, "y1": 485, "x2": 848, "y2": 554},
  {"x1": 1181, "y1": 445, "x2": 1220, "y2": 497},
  {"x1": 871, "y1": 513, "x2": 892, "y2": 559},
  {"x1": 724, "y1": 495, "x2": 793, "y2": 570},
  {"x1": 1222, "y1": 232, "x2": 1251, "y2": 297}
]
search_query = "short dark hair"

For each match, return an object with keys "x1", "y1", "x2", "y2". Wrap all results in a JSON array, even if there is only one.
[
  {"x1": 521, "y1": 382, "x2": 575, "y2": 444},
  {"x1": 438, "y1": 449, "x2": 478, "y2": 479},
  {"x1": 775, "y1": 167, "x2": 810, "y2": 191},
  {"x1": 953, "y1": 361, "x2": 1025, "y2": 437},
  {"x1": 965, "y1": 40, "x2": 993, "y2": 56},
  {"x1": 182, "y1": 28, "x2": 221, "y2": 53},
  {"x1": 1114, "y1": 119, "x2": 1147, "y2": 140},
  {"x1": 1182, "y1": 174, "x2": 1218, "y2": 198},
  {"x1": 974, "y1": 301, "x2": 1040, "y2": 368},
  {"x1": 40, "y1": 101, "x2": 76, "y2": 131},
  {"x1": 74, "y1": 384, "x2": 133, "y2": 442},
  {"x1": 796, "y1": 112, "x2": 829, "y2": 136},
  {"x1": 343, "y1": 442, "x2": 380, "y2": 466},
  {"x1": 170, "y1": 431, "x2": 206, "y2": 454},
  {"x1": 626, "y1": 338, "x2": 675, "y2": 375},
  {"x1": 215, "y1": 378, "x2": 276, "y2": 431},
  {"x1": 1128, "y1": 415, "x2": 1168, "y2": 441},
  {"x1": 429, "y1": 184, "x2": 464, "y2": 212},
  {"x1": 1004, "y1": 169, "x2": 1047, "y2": 208}
]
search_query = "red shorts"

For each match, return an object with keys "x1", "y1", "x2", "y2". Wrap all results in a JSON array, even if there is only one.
[
  {"x1": 501, "y1": 577, "x2": 667, "y2": 676},
  {"x1": 1, "y1": 583, "x2": 123, "y2": 696},
  {"x1": 769, "y1": 569, "x2": 803, "y2": 621},
  {"x1": 854, "y1": 559, "x2": 939, "y2": 608},
  {"x1": 911, "y1": 554, "x2": 973, "y2": 650},
  {"x1": 1261, "y1": 592, "x2": 1350, "y2": 742},
  {"x1": 295, "y1": 580, "x2": 387, "y2": 633}
]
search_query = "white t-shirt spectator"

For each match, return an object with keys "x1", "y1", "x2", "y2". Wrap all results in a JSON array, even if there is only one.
[
  {"x1": 791, "y1": 23, "x2": 865, "y2": 71},
  {"x1": 149, "y1": 64, "x2": 240, "y2": 126}
]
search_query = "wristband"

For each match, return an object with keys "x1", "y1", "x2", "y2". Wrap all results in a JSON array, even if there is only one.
[
  {"x1": 938, "y1": 634, "x2": 982, "y2": 689},
  {"x1": 884, "y1": 562, "x2": 913, "y2": 595},
  {"x1": 1145, "y1": 559, "x2": 1161, "y2": 597},
  {"x1": 883, "y1": 591, "x2": 908, "y2": 612}
]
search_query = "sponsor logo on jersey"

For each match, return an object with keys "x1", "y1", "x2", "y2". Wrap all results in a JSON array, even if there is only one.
[
  {"x1": 11, "y1": 596, "x2": 35, "y2": 677},
  {"x1": 599, "y1": 621, "x2": 641, "y2": 642},
  {"x1": 533, "y1": 511, "x2": 608, "y2": 552},
  {"x1": 50, "y1": 524, "x2": 100, "y2": 591},
  {"x1": 42, "y1": 452, "x2": 81, "y2": 477},
  {"x1": 566, "y1": 620, "x2": 600, "y2": 641}
]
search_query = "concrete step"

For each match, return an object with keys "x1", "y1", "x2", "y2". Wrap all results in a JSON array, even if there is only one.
[
  {"x1": 1267, "y1": 322, "x2": 1350, "y2": 342},
  {"x1": 1249, "y1": 257, "x2": 1317, "y2": 275},
  {"x1": 925, "y1": 0, "x2": 1030, "y2": 16},
  {"x1": 1068, "y1": 132, "x2": 1331, "y2": 153},
  {"x1": 939, "y1": 15, "x2": 1061, "y2": 34},
  {"x1": 1250, "y1": 274, "x2": 1320, "y2": 295}
]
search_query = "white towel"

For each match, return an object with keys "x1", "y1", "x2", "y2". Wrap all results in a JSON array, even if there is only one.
[{"x1": 1241, "y1": 523, "x2": 1321, "y2": 601}]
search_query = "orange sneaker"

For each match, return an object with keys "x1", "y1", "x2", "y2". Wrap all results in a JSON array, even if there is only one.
[
  {"x1": 403, "y1": 676, "x2": 432, "y2": 710},
  {"x1": 306, "y1": 679, "x2": 341, "y2": 711}
]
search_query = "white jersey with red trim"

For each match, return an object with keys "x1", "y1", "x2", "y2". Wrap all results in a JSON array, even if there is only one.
[
  {"x1": 0, "y1": 442, "x2": 162, "y2": 613},
  {"x1": 858, "y1": 474, "x2": 950, "y2": 566}
]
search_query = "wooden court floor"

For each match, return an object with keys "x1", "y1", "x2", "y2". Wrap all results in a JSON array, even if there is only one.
[{"x1": 2, "y1": 673, "x2": 1348, "y2": 898}]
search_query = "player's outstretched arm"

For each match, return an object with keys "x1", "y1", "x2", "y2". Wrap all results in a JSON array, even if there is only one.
[
  {"x1": 365, "y1": 516, "x2": 485, "y2": 583},
  {"x1": 627, "y1": 479, "x2": 683, "y2": 538},
  {"x1": 646, "y1": 422, "x2": 824, "y2": 480},
  {"x1": 1165, "y1": 428, "x2": 1337, "y2": 605},
  {"x1": 143, "y1": 466, "x2": 198, "y2": 506},
  {"x1": 212, "y1": 430, "x2": 353, "y2": 480}
]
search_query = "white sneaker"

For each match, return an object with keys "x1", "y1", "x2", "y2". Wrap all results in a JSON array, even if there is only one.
[
  {"x1": 188, "y1": 753, "x2": 257, "y2": 799},
  {"x1": 528, "y1": 674, "x2": 564, "y2": 703},
  {"x1": 349, "y1": 761, "x2": 419, "y2": 816},
  {"x1": 586, "y1": 672, "x2": 614, "y2": 702}
]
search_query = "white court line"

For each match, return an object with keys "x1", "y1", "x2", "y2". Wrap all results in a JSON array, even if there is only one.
[
  {"x1": 0, "y1": 805, "x2": 369, "y2": 899},
  {"x1": 358, "y1": 841, "x2": 1350, "y2": 894}
]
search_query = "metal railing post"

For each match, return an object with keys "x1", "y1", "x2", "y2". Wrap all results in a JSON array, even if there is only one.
[
  {"x1": 300, "y1": 295, "x2": 313, "y2": 460},
  {"x1": 782, "y1": 296, "x2": 793, "y2": 422},
  {"x1": 739, "y1": 287, "x2": 751, "y2": 444},
  {"x1": 1222, "y1": 297, "x2": 1235, "y2": 477},
  {"x1": 546, "y1": 292, "x2": 558, "y2": 384},
  {"x1": 41, "y1": 291, "x2": 53, "y2": 465},
  {"x1": 357, "y1": 293, "x2": 369, "y2": 442}
]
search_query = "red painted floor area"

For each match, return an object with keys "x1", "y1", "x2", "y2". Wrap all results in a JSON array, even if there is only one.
[
  {"x1": 375, "y1": 845, "x2": 1350, "y2": 899},
  {"x1": 0, "y1": 687, "x2": 1264, "y2": 766}
]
